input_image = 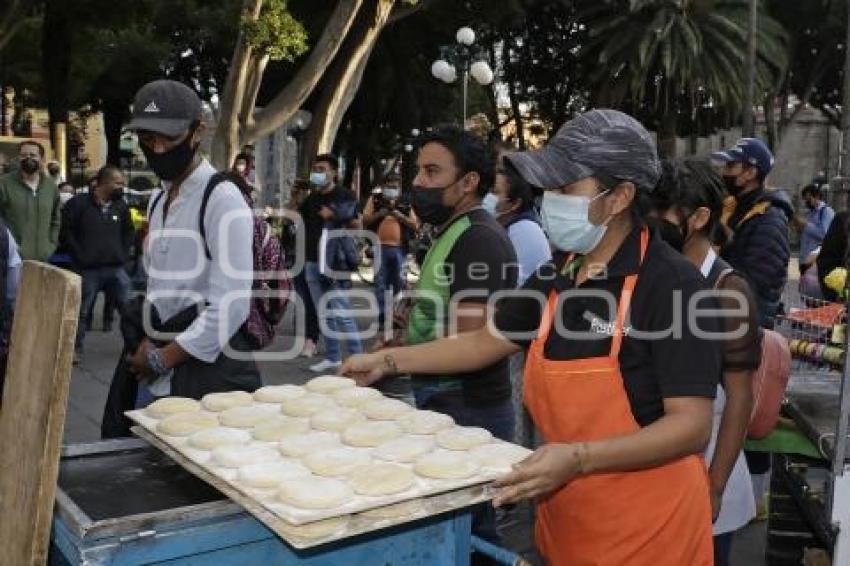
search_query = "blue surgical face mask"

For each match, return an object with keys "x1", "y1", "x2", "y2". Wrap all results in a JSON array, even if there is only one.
[
  {"x1": 540, "y1": 190, "x2": 611, "y2": 254},
  {"x1": 482, "y1": 193, "x2": 499, "y2": 216},
  {"x1": 383, "y1": 188, "x2": 400, "y2": 200},
  {"x1": 309, "y1": 171, "x2": 328, "y2": 187}
]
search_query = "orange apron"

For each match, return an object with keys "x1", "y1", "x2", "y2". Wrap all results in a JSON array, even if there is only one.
[{"x1": 523, "y1": 228, "x2": 713, "y2": 565}]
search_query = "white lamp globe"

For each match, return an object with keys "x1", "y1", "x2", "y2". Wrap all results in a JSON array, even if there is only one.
[
  {"x1": 431, "y1": 60, "x2": 451, "y2": 81},
  {"x1": 444, "y1": 65, "x2": 458, "y2": 83},
  {"x1": 470, "y1": 61, "x2": 494, "y2": 85},
  {"x1": 456, "y1": 27, "x2": 475, "y2": 46},
  {"x1": 411, "y1": 128, "x2": 420, "y2": 137}
]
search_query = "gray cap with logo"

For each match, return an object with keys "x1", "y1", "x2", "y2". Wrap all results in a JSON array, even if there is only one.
[
  {"x1": 505, "y1": 109, "x2": 661, "y2": 192},
  {"x1": 125, "y1": 80, "x2": 202, "y2": 137}
]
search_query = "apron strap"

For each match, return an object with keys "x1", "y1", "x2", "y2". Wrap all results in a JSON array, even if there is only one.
[{"x1": 610, "y1": 226, "x2": 649, "y2": 359}]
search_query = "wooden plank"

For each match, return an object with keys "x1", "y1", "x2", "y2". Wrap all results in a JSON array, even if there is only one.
[
  {"x1": 0, "y1": 262, "x2": 81, "y2": 566},
  {"x1": 133, "y1": 427, "x2": 493, "y2": 550}
]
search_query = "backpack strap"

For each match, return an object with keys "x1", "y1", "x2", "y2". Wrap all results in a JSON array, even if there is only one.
[
  {"x1": 150, "y1": 189, "x2": 166, "y2": 223},
  {"x1": 198, "y1": 172, "x2": 230, "y2": 260},
  {"x1": 706, "y1": 254, "x2": 735, "y2": 289}
]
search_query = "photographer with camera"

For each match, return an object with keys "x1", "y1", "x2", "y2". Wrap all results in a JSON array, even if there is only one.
[{"x1": 362, "y1": 172, "x2": 419, "y2": 329}]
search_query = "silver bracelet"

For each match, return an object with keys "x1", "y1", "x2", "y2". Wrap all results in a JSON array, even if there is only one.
[{"x1": 146, "y1": 347, "x2": 169, "y2": 376}]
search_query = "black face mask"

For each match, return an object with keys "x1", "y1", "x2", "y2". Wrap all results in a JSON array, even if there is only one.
[
  {"x1": 722, "y1": 174, "x2": 743, "y2": 197},
  {"x1": 20, "y1": 158, "x2": 39, "y2": 175},
  {"x1": 140, "y1": 130, "x2": 198, "y2": 181},
  {"x1": 411, "y1": 184, "x2": 454, "y2": 226},
  {"x1": 650, "y1": 217, "x2": 687, "y2": 252}
]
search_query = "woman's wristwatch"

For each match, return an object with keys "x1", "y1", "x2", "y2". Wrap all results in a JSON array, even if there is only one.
[{"x1": 145, "y1": 347, "x2": 170, "y2": 376}]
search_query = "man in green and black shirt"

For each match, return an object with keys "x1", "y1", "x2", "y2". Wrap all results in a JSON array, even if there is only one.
[{"x1": 401, "y1": 126, "x2": 518, "y2": 442}]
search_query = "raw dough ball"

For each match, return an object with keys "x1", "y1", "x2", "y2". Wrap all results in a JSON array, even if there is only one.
[
  {"x1": 201, "y1": 391, "x2": 253, "y2": 412},
  {"x1": 399, "y1": 410, "x2": 454, "y2": 434},
  {"x1": 219, "y1": 405, "x2": 279, "y2": 428},
  {"x1": 305, "y1": 375, "x2": 356, "y2": 394},
  {"x1": 310, "y1": 407, "x2": 365, "y2": 432},
  {"x1": 348, "y1": 463, "x2": 415, "y2": 496},
  {"x1": 342, "y1": 421, "x2": 403, "y2": 447},
  {"x1": 360, "y1": 499, "x2": 424, "y2": 519},
  {"x1": 252, "y1": 416, "x2": 310, "y2": 442},
  {"x1": 277, "y1": 515, "x2": 350, "y2": 539},
  {"x1": 157, "y1": 412, "x2": 219, "y2": 437},
  {"x1": 237, "y1": 460, "x2": 311, "y2": 488},
  {"x1": 146, "y1": 397, "x2": 200, "y2": 419},
  {"x1": 211, "y1": 444, "x2": 279, "y2": 468},
  {"x1": 414, "y1": 450, "x2": 480, "y2": 480},
  {"x1": 362, "y1": 398, "x2": 414, "y2": 421},
  {"x1": 188, "y1": 427, "x2": 251, "y2": 450},
  {"x1": 278, "y1": 476, "x2": 353, "y2": 509},
  {"x1": 253, "y1": 384, "x2": 307, "y2": 403},
  {"x1": 470, "y1": 443, "x2": 531, "y2": 469},
  {"x1": 278, "y1": 431, "x2": 339, "y2": 457},
  {"x1": 436, "y1": 427, "x2": 493, "y2": 450},
  {"x1": 332, "y1": 386, "x2": 383, "y2": 407},
  {"x1": 303, "y1": 447, "x2": 371, "y2": 477},
  {"x1": 373, "y1": 436, "x2": 435, "y2": 463},
  {"x1": 280, "y1": 393, "x2": 337, "y2": 417}
]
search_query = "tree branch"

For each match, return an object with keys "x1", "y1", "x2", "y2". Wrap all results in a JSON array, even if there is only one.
[
  {"x1": 245, "y1": 0, "x2": 364, "y2": 141},
  {"x1": 387, "y1": 0, "x2": 437, "y2": 26},
  {"x1": 238, "y1": 53, "x2": 268, "y2": 127},
  {"x1": 0, "y1": 15, "x2": 25, "y2": 53}
]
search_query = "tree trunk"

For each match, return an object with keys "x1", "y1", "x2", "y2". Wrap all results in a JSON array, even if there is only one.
[
  {"x1": 238, "y1": 54, "x2": 269, "y2": 129},
  {"x1": 764, "y1": 95, "x2": 777, "y2": 151},
  {"x1": 240, "y1": 0, "x2": 364, "y2": 144},
  {"x1": 503, "y1": 40, "x2": 526, "y2": 150},
  {"x1": 42, "y1": 0, "x2": 71, "y2": 155},
  {"x1": 658, "y1": 111, "x2": 677, "y2": 158},
  {"x1": 742, "y1": 0, "x2": 757, "y2": 136},
  {"x1": 211, "y1": 0, "x2": 264, "y2": 170},
  {"x1": 299, "y1": 0, "x2": 395, "y2": 173},
  {"x1": 103, "y1": 99, "x2": 125, "y2": 167}
]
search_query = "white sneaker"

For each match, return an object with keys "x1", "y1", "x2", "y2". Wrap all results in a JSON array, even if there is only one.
[{"x1": 309, "y1": 359, "x2": 342, "y2": 373}]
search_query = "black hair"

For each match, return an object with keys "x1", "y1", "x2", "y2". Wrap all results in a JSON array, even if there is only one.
[
  {"x1": 499, "y1": 161, "x2": 536, "y2": 213},
  {"x1": 314, "y1": 153, "x2": 339, "y2": 171},
  {"x1": 653, "y1": 158, "x2": 725, "y2": 236},
  {"x1": 233, "y1": 152, "x2": 252, "y2": 167},
  {"x1": 96, "y1": 164, "x2": 122, "y2": 184},
  {"x1": 417, "y1": 124, "x2": 494, "y2": 198},
  {"x1": 19, "y1": 140, "x2": 45, "y2": 157},
  {"x1": 801, "y1": 183, "x2": 822, "y2": 199}
]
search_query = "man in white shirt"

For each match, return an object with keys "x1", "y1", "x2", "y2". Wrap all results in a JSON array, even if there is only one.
[{"x1": 102, "y1": 80, "x2": 259, "y2": 434}]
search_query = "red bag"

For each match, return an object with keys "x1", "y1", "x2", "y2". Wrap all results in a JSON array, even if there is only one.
[{"x1": 747, "y1": 328, "x2": 791, "y2": 439}]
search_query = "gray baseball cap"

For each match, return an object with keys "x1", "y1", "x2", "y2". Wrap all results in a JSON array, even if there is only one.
[
  {"x1": 125, "y1": 80, "x2": 202, "y2": 137},
  {"x1": 505, "y1": 109, "x2": 661, "y2": 192}
]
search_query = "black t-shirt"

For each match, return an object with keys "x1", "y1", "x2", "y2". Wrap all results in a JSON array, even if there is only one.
[
  {"x1": 299, "y1": 185, "x2": 358, "y2": 263},
  {"x1": 413, "y1": 208, "x2": 518, "y2": 406},
  {"x1": 494, "y1": 224, "x2": 720, "y2": 427}
]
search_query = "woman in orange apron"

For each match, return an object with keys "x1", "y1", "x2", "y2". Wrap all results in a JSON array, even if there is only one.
[{"x1": 340, "y1": 110, "x2": 718, "y2": 564}]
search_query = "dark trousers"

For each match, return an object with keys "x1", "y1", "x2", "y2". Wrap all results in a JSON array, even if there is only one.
[
  {"x1": 713, "y1": 532, "x2": 733, "y2": 566},
  {"x1": 77, "y1": 266, "x2": 130, "y2": 350},
  {"x1": 374, "y1": 245, "x2": 405, "y2": 327},
  {"x1": 294, "y1": 270, "x2": 319, "y2": 342}
]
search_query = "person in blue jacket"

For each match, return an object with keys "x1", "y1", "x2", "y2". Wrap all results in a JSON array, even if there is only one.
[{"x1": 713, "y1": 138, "x2": 792, "y2": 330}]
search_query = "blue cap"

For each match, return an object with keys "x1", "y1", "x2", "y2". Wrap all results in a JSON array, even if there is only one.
[{"x1": 711, "y1": 137, "x2": 774, "y2": 176}]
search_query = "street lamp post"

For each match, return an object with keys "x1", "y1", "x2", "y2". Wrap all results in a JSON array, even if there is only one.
[{"x1": 430, "y1": 27, "x2": 494, "y2": 128}]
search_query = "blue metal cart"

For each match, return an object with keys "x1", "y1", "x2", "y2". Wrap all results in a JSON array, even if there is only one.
[{"x1": 49, "y1": 439, "x2": 525, "y2": 565}]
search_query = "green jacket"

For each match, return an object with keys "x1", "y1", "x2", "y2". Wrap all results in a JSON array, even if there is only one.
[{"x1": 0, "y1": 170, "x2": 60, "y2": 261}]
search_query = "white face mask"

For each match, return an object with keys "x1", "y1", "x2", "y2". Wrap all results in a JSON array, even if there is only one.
[
  {"x1": 482, "y1": 193, "x2": 499, "y2": 216},
  {"x1": 383, "y1": 188, "x2": 400, "y2": 200},
  {"x1": 540, "y1": 190, "x2": 611, "y2": 254}
]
